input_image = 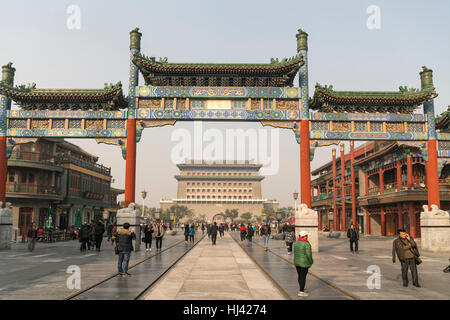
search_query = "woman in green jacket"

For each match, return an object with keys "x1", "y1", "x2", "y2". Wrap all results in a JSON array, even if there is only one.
[{"x1": 294, "y1": 231, "x2": 314, "y2": 297}]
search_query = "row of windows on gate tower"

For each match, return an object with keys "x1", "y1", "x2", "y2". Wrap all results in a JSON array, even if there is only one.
[
  {"x1": 186, "y1": 195, "x2": 253, "y2": 200},
  {"x1": 186, "y1": 182, "x2": 253, "y2": 187},
  {"x1": 186, "y1": 188, "x2": 253, "y2": 194},
  {"x1": 184, "y1": 172, "x2": 255, "y2": 176}
]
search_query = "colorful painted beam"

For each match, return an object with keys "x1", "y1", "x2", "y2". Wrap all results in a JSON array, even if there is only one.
[
  {"x1": 136, "y1": 86, "x2": 301, "y2": 99},
  {"x1": 136, "y1": 108, "x2": 301, "y2": 121},
  {"x1": 310, "y1": 112, "x2": 426, "y2": 122},
  {"x1": 7, "y1": 110, "x2": 126, "y2": 119},
  {"x1": 310, "y1": 130, "x2": 428, "y2": 141},
  {"x1": 6, "y1": 128, "x2": 126, "y2": 138}
]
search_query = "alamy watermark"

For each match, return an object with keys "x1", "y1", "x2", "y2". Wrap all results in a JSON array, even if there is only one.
[
  {"x1": 366, "y1": 265, "x2": 381, "y2": 289},
  {"x1": 170, "y1": 122, "x2": 280, "y2": 175},
  {"x1": 366, "y1": 5, "x2": 381, "y2": 30},
  {"x1": 66, "y1": 265, "x2": 81, "y2": 290},
  {"x1": 66, "y1": 5, "x2": 81, "y2": 30}
]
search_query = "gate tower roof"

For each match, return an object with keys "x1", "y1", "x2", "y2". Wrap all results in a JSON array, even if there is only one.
[{"x1": 132, "y1": 52, "x2": 304, "y2": 87}]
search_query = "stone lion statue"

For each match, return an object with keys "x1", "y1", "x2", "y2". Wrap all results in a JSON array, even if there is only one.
[
  {"x1": 422, "y1": 204, "x2": 449, "y2": 217},
  {"x1": 298, "y1": 203, "x2": 316, "y2": 216}
]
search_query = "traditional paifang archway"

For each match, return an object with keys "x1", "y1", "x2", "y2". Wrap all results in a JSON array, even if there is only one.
[
  {"x1": 211, "y1": 213, "x2": 227, "y2": 224},
  {"x1": 1, "y1": 27, "x2": 447, "y2": 236}
]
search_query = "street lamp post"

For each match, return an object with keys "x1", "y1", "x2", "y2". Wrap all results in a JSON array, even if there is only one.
[
  {"x1": 141, "y1": 189, "x2": 147, "y2": 217},
  {"x1": 293, "y1": 190, "x2": 298, "y2": 219}
]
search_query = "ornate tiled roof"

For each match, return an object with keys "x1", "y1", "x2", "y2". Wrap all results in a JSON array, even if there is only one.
[
  {"x1": 0, "y1": 81, "x2": 128, "y2": 110},
  {"x1": 132, "y1": 53, "x2": 304, "y2": 87},
  {"x1": 436, "y1": 106, "x2": 450, "y2": 132},
  {"x1": 310, "y1": 83, "x2": 437, "y2": 113}
]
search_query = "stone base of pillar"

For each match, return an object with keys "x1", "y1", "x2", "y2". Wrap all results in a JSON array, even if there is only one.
[
  {"x1": 116, "y1": 203, "x2": 143, "y2": 252},
  {"x1": 295, "y1": 204, "x2": 319, "y2": 252},
  {"x1": 0, "y1": 202, "x2": 13, "y2": 250},
  {"x1": 420, "y1": 205, "x2": 450, "y2": 253}
]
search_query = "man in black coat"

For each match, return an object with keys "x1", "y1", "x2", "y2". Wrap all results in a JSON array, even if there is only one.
[
  {"x1": 112, "y1": 222, "x2": 136, "y2": 277},
  {"x1": 346, "y1": 224, "x2": 359, "y2": 254},
  {"x1": 94, "y1": 220, "x2": 105, "y2": 251},
  {"x1": 79, "y1": 222, "x2": 91, "y2": 252},
  {"x1": 210, "y1": 222, "x2": 219, "y2": 245}
]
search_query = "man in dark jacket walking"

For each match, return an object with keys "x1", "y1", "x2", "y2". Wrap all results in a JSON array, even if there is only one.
[
  {"x1": 392, "y1": 229, "x2": 420, "y2": 287},
  {"x1": 210, "y1": 222, "x2": 219, "y2": 245},
  {"x1": 94, "y1": 220, "x2": 105, "y2": 251},
  {"x1": 79, "y1": 222, "x2": 91, "y2": 252},
  {"x1": 112, "y1": 222, "x2": 136, "y2": 277},
  {"x1": 346, "y1": 224, "x2": 359, "y2": 254}
]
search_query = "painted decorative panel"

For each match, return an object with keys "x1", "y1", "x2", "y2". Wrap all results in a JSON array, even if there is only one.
[
  {"x1": 371, "y1": 122, "x2": 383, "y2": 132},
  {"x1": 52, "y1": 119, "x2": 65, "y2": 129},
  {"x1": 107, "y1": 120, "x2": 125, "y2": 129},
  {"x1": 311, "y1": 121, "x2": 329, "y2": 131},
  {"x1": 310, "y1": 131, "x2": 427, "y2": 141},
  {"x1": 276, "y1": 100, "x2": 299, "y2": 110},
  {"x1": 190, "y1": 100, "x2": 206, "y2": 109},
  {"x1": 332, "y1": 121, "x2": 351, "y2": 132},
  {"x1": 7, "y1": 110, "x2": 126, "y2": 119},
  {"x1": 86, "y1": 120, "x2": 103, "y2": 130},
  {"x1": 386, "y1": 122, "x2": 403, "y2": 133},
  {"x1": 232, "y1": 100, "x2": 247, "y2": 109},
  {"x1": 31, "y1": 120, "x2": 49, "y2": 129},
  {"x1": 136, "y1": 86, "x2": 301, "y2": 99},
  {"x1": 68, "y1": 119, "x2": 82, "y2": 129},
  {"x1": 139, "y1": 99, "x2": 160, "y2": 109},
  {"x1": 354, "y1": 122, "x2": 367, "y2": 132},
  {"x1": 251, "y1": 99, "x2": 260, "y2": 110},
  {"x1": 408, "y1": 122, "x2": 424, "y2": 133},
  {"x1": 9, "y1": 119, "x2": 27, "y2": 128},
  {"x1": 164, "y1": 99, "x2": 174, "y2": 109},
  {"x1": 438, "y1": 140, "x2": 450, "y2": 151}
]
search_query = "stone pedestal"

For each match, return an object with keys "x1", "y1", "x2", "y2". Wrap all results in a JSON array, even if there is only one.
[
  {"x1": 0, "y1": 202, "x2": 13, "y2": 250},
  {"x1": 116, "y1": 203, "x2": 143, "y2": 252},
  {"x1": 295, "y1": 204, "x2": 319, "y2": 252},
  {"x1": 420, "y1": 205, "x2": 450, "y2": 253}
]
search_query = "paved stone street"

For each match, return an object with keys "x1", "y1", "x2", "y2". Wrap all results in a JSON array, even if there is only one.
[
  {"x1": 0, "y1": 234, "x2": 184, "y2": 299},
  {"x1": 143, "y1": 232, "x2": 285, "y2": 300},
  {"x1": 247, "y1": 233, "x2": 450, "y2": 300}
]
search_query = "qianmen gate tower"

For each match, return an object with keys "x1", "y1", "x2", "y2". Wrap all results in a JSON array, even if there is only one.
[{"x1": 1, "y1": 28, "x2": 448, "y2": 237}]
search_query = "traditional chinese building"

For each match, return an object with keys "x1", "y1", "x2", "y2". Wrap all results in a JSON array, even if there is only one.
[
  {"x1": 160, "y1": 161, "x2": 278, "y2": 221},
  {"x1": 311, "y1": 140, "x2": 450, "y2": 237},
  {"x1": 6, "y1": 138, "x2": 122, "y2": 236}
]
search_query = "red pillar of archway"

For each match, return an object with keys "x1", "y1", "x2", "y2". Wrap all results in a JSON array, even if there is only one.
[
  {"x1": 340, "y1": 143, "x2": 345, "y2": 231},
  {"x1": 300, "y1": 120, "x2": 311, "y2": 208},
  {"x1": 409, "y1": 201, "x2": 416, "y2": 238},
  {"x1": 124, "y1": 118, "x2": 137, "y2": 208},
  {"x1": 426, "y1": 139, "x2": 440, "y2": 208}
]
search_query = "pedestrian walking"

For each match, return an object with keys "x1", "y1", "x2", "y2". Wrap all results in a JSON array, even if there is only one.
[
  {"x1": 201, "y1": 223, "x2": 205, "y2": 235},
  {"x1": 285, "y1": 224, "x2": 296, "y2": 255},
  {"x1": 219, "y1": 223, "x2": 225, "y2": 237},
  {"x1": 189, "y1": 224, "x2": 195, "y2": 244},
  {"x1": 27, "y1": 223, "x2": 38, "y2": 252},
  {"x1": 79, "y1": 222, "x2": 91, "y2": 252},
  {"x1": 346, "y1": 223, "x2": 359, "y2": 254},
  {"x1": 154, "y1": 220, "x2": 165, "y2": 251},
  {"x1": 112, "y1": 222, "x2": 136, "y2": 277},
  {"x1": 392, "y1": 229, "x2": 421, "y2": 287},
  {"x1": 210, "y1": 222, "x2": 219, "y2": 245},
  {"x1": 94, "y1": 220, "x2": 105, "y2": 251},
  {"x1": 89, "y1": 220, "x2": 96, "y2": 250},
  {"x1": 255, "y1": 224, "x2": 260, "y2": 237},
  {"x1": 207, "y1": 223, "x2": 211, "y2": 238},
  {"x1": 239, "y1": 224, "x2": 247, "y2": 241},
  {"x1": 247, "y1": 224, "x2": 254, "y2": 242},
  {"x1": 260, "y1": 222, "x2": 271, "y2": 251},
  {"x1": 184, "y1": 223, "x2": 190, "y2": 243},
  {"x1": 143, "y1": 222, "x2": 154, "y2": 252},
  {"x1": 294, "y1": 231, "x2": 314, "y2": 297},
  {"x1": 107, "y1": 222, "x2": 114, "y2": 242}
]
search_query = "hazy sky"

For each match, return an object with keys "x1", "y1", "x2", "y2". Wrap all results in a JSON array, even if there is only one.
[{"x1": 1, "y1": 0, "x2": 449, "y2": 207}]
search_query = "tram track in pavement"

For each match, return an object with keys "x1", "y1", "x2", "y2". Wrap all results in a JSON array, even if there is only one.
[
  {"x1": 230, "y1": 232, "x2": 359, "y2": 300},
  {"x1": 65, "y1": 234, "x2": 206, "y2": 300}
]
